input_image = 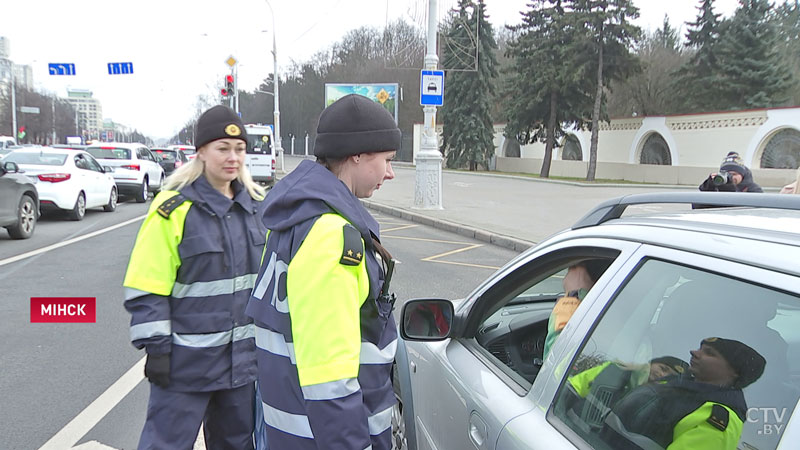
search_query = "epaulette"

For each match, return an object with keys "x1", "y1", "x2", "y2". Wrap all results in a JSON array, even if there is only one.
[
  {"x1": 156, "y1": 194, "x2": 188, "y2": 219},
  {"x1": 707, "y1": 404, "x2": 729, "y2": 431},
  {"x1": 340, "y1": 224, "x2": 364, "y2": 266}
]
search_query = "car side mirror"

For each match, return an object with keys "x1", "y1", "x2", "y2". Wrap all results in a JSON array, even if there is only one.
[
  {"x1": 401, "y1": 299, "x2": 454, "y2": 341},
  {"x1": 103, "y1": 166, "x2": 114, "y2": 173},
  {"x1": 3, "y1": 161, "x2": 19, "y2": 173}
]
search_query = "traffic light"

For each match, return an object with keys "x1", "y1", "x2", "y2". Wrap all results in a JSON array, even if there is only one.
[{"x1": 221, "y1": 74, "x2": 234, "y2": 97}]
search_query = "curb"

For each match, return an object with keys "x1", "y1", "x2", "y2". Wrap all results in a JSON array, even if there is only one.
[{"x1": 360, "y1": 199, "x2": 535, "y2": 253}]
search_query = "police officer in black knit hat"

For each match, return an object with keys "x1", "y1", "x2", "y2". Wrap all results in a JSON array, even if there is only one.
[
  {"x1": 602, "y1": 337, "x2": 766, "y2": 450},
  {"x1": 124, "y1": 104, "x2": 267, "y2": 449},
  {"x1": 246, "y1": 94, "x2": 401, "y2": 450}
]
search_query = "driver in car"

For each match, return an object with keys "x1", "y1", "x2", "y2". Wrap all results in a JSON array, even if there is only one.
[{"x1": 543, "y1": 259, "x2": 611, "y2": 359}]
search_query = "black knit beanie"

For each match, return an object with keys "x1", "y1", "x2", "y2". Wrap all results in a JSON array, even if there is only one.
[
  {"x1": 720, "y1": 151, "x2": 746, "y2": 174},
  {"x1": 701, "y1": 337, "x2": 766, "y2": 388},
  {"x1": 194, "y1": 105, "x2": 248, "y2": 150},
  {"x1": 650, "y1": 356, "x2": 689, "y2": 375},
  {"x1": 314, "y1": 94, "x2": 401, "y2": 158}
]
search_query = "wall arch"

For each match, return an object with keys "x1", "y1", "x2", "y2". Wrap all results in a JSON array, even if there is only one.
[
  {"x1": 754, "y1": 127, "x2": 800, "y2": 169},
  {"x1": 628, "y1": 117, "x2": 679, "y2": 165},
  {"x1": 745, "y1": 109, "x2": 800, "y2": 168},
  {"x1": 638, "y1": 132, "x2": 673, "y2": 165},
  {"x1": 560, "y1": 133, "x2": 584, "y2": 160}
]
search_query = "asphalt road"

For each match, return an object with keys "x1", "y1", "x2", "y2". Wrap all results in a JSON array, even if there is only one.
[{"x1": 0, "y1": 195, "x2": 519, "y2": 449}]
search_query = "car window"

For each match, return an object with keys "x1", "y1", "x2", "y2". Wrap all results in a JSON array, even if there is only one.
[
  {"x1": 84, "y1": 154, "x2": 104, "y2": 172},
  {"x1": 247, "y1": 134, "x2": 272, "y2": 154},
  {"x1": 154, "y1": 150, "x2": 176, "y2": 161},
  {"x1": 87, "y1": 147, "x2": 131, "y2": 160},
  {"x1": 74, "y1": 154, "x2": 90, "y2": 170},
  {"x1": 550, "y1": 259, "x2": 800, "y2": 450},
  {"x1": 4, "y1": 152, "x2": 67, "y2": 166},
  {"x1": 471, "y1": 248, "x2": 619, "y2": 390}
]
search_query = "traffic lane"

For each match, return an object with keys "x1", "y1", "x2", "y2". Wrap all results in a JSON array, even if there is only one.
[
  {"x1": 1, "y1": 210, "x2": 520, "y2": 450},
  {"x1": 0, "y1": 216, "x2": 142, "y2": 449},
  {"x1": 375, "y1": 213, "x2": 521, "y2": 313},
  {"x1": 0, "y1": 196, "x2": 150, "y2": 261}
]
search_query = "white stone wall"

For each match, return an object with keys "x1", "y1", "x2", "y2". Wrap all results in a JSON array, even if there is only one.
[{"x1": 413, "y1": 107, "x2": 800, "y2": 186}]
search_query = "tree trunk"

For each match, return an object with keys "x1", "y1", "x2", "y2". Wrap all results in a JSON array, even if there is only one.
[
  {"x1": 541, "y1": 89, "x2": 558, "y2": 178},
  {"x1": 587, "y1": 41, "x2": 604, "y2": 182}
]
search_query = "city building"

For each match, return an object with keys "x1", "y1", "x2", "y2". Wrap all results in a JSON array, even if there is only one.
[{"x1": 66, "y1": 89, "x2": 104, "y2": 139}]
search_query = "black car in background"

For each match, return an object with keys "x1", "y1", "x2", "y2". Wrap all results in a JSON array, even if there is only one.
[
  {"x1": 0, "y1": 161, "x2": 38, "y2": 239},
  {"x1": 151, "y1": 148, "x2": 189, "y2": 177}
]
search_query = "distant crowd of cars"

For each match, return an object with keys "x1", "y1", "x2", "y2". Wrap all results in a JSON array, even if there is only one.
[{"x1": 0, "y1": 142, "x2": 195, "y2": 240}]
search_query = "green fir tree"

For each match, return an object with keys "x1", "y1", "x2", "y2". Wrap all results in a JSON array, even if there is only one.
[{"x1": 440, "y1": 0, "x2": 499, "y2": 171}]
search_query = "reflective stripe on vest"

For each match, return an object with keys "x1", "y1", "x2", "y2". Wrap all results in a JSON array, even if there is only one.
[
  {"x1": 368, "y1": 405, "x2": 393, "y2": 436},
  {"x1": 124, "y1": 287, "x2": 151, "y2": 301},
  {"x1": 173, "y1": 324, "x2": 255, "y2": 348},
  {"x1": 172, "y1": 273, "x2": 258, "y2": 299},
  {"x1": 255, "y1": 326, "x2": 395, "y2": 366},
  {"x1": 301, "y1": 378, "x2": 361, "y2": 401},
  {"x1": 261, "y1": 401, "x2": 314, "y2": 439},
  {"x1": 130, "y1": 320, "x2": 171, "y2": 341}
]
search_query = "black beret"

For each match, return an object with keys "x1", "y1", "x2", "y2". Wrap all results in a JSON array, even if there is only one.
[
  {"x1": 194, "y1": 105, "x2": 247, "y2": 150},
  {"x1": 314, "y1": 94, "x2": 401, "y2": 158}
]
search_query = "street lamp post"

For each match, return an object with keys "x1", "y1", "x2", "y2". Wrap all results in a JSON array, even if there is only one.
[
  {"x1": 264, "y1": 0, "x2": 284, "y2": 172},
  {"x1": 414, "y1": 0, "x2": 443, "y2": 209},
  {"x1": 10, "y1": 70, "x2": 17, "y2": 142}
]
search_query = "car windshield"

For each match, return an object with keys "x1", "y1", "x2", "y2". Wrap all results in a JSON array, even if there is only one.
[
  {"x1": 246, "y1": 135, "x2": 271, "y2": 154},
  {"x1": 153, "y1": 150, "x2": 176, "y2": 160},
  {"x1": 4, "y1": 152, "x2": 67, "y2": 166},
  {"x1": 86, "y1": 147, "x2": 131, "y2": 160}
]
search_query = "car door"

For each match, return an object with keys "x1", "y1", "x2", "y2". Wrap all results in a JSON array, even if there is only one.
[
  {"x1": 404, "y1": 238, "x2": 640, "y2": 450},
  {"x1": 84, "y1": 153, "x2": 113, "y2": 207},
  {"x1": 72, "y1": 153, "x2": 98, "y2": 205},
  {"x1": 0, "y1": 165, "x2": 21, "y2": 225},
  {"x1": 497, "y1": 244, "x2": 800, "y2": 450},
  {"x1": 138, "y1": 148, "x2": 161, "y2": 186}
]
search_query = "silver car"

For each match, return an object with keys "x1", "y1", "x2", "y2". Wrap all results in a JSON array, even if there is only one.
[{"x1": 394, "y1": 193, "x2": 800, "y2": 450}]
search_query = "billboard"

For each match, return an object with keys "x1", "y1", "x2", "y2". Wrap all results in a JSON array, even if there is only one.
[{"x1": 324, "y1": 83, "x2": 399, "y2": 123}]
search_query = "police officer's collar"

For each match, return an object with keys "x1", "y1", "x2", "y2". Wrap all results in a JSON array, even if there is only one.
[{"x1": 184, "y1": 176, "x2": 257, "y2": 217}]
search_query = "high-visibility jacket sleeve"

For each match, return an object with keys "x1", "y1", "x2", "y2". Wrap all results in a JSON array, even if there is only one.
[
  {"x1": 668, "y1": 402, "x2": 743, "y2": 450},
  {"x1": 122, "y1": 191, "x2": 190, "y2": 355},
  {"x1": 567, "y1": 361, "x2": 612, "y2": 398},
  {"x1": 287, "y1": 213, "x2": 371, "y2": 449}
]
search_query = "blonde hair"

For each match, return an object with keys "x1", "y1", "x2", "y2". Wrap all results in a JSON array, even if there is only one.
[{"x1": 162, "y1": 154, "x2": 266, "y2": 200}]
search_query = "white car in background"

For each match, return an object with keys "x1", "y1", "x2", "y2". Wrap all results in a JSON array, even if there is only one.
[
  {"x1": 3, "y1": 147, "x2": 117, "y2": 221},
  {"x1": 85, "y1": 143, "x2": 164, "y2": 203}
]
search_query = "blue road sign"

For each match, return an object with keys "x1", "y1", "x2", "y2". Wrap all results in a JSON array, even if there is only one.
[
  {"x1": 107, "y1": 62, "x2": 134, "y2": 75},
  {"x1": 420, "y1": 70, "x2": 444, "y2": 106},
  {"x1": 48, "y1": 63, "x2": 76, "y2": 76}
]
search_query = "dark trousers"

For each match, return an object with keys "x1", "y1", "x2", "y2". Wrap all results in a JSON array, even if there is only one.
[{"x1": 138, "y1": 382, "x2": 255, "y2": 450}]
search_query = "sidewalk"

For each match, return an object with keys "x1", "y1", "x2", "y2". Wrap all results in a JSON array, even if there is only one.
[{"x1": 277, "y1": 156, "x2": 695, "y2": 251}]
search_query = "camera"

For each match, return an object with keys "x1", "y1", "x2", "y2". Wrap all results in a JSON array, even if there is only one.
[{"x1": 712, "y1": 171, "x2": 732, "y2": 186}]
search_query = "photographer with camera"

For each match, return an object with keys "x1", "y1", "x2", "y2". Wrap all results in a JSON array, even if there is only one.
[{"x1": 699, "y1": 151, "x2": 763, "y2": 193}]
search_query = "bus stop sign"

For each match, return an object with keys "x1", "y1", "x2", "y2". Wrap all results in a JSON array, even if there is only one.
[{"x1": 420, "y1": 70, "x2": 444, "y2": 106}]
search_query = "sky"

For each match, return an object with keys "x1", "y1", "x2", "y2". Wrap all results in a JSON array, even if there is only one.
[{"x1": 3, "y1": 0, "x2": 740, "y2": 140}]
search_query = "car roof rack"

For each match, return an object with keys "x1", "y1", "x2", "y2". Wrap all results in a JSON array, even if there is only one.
[{"x1": 573, "y1": 192, "x2": 800, "y2": 229}]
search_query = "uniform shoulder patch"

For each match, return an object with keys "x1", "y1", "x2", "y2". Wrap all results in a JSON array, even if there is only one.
[
  {"x1": 707, "y1": 404, "x2": 729, "y2": 431},
  {"x1": 340, "y1": 223, "x2": 364, "y2": 266},
  {"x1": 156, "y1": 194, "x2": 188, "y2": 219}
]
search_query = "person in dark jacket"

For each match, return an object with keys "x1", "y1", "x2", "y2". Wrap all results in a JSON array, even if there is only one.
[
  {"x1": 602, "y1": 337, "x2": 766, "y2": 450},
  {"x1": 246, "y1": 94, "x2": 400, "y2": 450},
  {"x1": 699, "y1": 151, "x2": 763, "y2": 193},
  {"x1": 123, "y1": 105, "x2": 267, "y2": 449}
]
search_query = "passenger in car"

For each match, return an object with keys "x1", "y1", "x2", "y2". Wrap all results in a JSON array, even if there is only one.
[
  {"x1": 601, "y1": 337, "x2": 766, "y2": 450},
  {"x1": 543, "y1": 259, "x2": 611, "y2": 359}
]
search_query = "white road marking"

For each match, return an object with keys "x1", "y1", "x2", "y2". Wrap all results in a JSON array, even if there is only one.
[
  {"x1": 0, "y1": 215, "x2": 146, "y2": 268},
  {"x1": 72, "y1": 441, "x2": 117, "y2": 449},
  {"x1": 39, "y1": 357, "x2": 146, "y2": 450}
]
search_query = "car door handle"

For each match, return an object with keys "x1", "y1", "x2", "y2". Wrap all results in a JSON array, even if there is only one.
[{"x1": 469, "y1": 412, "x2": 487, "y2": 448}]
